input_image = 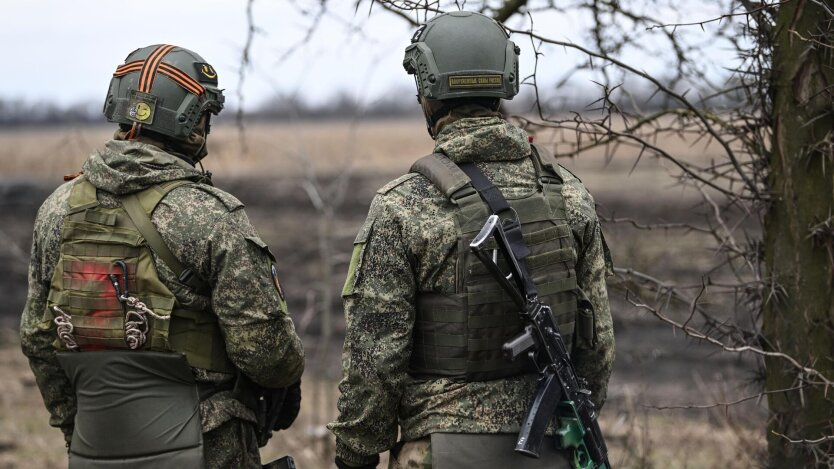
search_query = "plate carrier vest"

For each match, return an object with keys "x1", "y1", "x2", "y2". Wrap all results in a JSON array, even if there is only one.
[
  {"x1": 46, "y1": 177, "x2": 233, "y2": 373},
  {"x1": 408, "y1": 144, "x2": 586, "y2": 382}
]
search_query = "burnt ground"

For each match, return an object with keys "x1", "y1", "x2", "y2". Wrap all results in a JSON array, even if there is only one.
[{"x1": 0, "y1": 172, "x2": 767, "y2": 467}]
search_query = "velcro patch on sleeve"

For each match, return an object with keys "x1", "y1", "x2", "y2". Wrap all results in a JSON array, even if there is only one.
[
  {"x1": 448, "y1": 75, "x2": 502, "y2": 89},
  {"x1": 194, "y1": 63, "x2": 218, "y2": 85}
]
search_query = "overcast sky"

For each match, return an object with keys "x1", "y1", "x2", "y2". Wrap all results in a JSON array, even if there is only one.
[{"x1": 1, "y1": 1, "x2": 731, "y2": 112}]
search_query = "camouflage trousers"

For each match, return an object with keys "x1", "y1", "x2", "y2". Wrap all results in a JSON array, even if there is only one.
[
  {"x1": 389, "y1": 436, "x2": 431, "y2": 469},
  {"x1": 203, "y1": 418, "x2": 262, "y2": 469}
]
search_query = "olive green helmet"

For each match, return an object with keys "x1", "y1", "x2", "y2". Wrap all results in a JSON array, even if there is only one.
[
  {"x1": 103, "y1": 44, "x2": 225, "y2": 140},
  {"x1": 403, "y1": 11, "x2": 520, "y2": 101}
]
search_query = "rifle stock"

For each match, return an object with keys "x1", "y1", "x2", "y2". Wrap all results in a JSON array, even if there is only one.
[{"x1": 471, "y1": 215, "x2": 526, "y2": 309}]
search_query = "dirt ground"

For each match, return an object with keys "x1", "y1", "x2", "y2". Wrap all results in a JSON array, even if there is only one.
[{"x1": 0, "y1": 120, "x2": 766, "y2": 468}]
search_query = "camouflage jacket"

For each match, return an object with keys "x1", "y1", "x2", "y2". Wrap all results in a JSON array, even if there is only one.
[
  {"x1": 328, "y1": 117, "x2": 615, "y2": 466},
  {"x1": 19, "y1": 140, "x2": 305, "y2": 443}
]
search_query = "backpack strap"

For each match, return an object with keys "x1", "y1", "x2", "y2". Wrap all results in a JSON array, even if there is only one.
[
  {"x1": 120, "y1": 180, "x2": 208, "y2": 292},
  {"x1": 410, "y1": 153, "x2": 474, "y2": 200}
]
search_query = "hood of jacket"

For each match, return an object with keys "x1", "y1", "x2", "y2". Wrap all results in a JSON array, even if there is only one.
[
  {"x1": 433, "y1": 116, "x2": 531, "y2": 163},
  {"x1": 82, "y1": 140, "x2": 208, "y2": 195}
]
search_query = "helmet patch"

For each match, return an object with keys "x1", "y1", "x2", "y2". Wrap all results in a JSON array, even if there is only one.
[
  {"x1": 134, "y1": 103, "x2": 152, "y2": 121},
  {"x1": 449, "y1": 75, "x2": 503, "y2": 89},
  {"x1": 126, "y1": 90, "x2": 157, "y2": 125},
  {"x1": 195, "y1": 63, "x2": 218, "y2": 85}
]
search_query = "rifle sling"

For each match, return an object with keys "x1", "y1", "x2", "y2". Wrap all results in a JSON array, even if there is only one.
[{"x1": 457, "y1": 162, "x2": 538, "y2": 298}]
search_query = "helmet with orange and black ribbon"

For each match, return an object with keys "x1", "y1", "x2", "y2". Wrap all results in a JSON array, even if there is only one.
[{"x1": 103, "y1": 44, "x2": 225, "y2": 141}]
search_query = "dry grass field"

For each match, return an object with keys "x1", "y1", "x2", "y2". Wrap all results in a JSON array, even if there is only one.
[{"x1": 0, "y1": 119, "x2": 765, "y2": 468}]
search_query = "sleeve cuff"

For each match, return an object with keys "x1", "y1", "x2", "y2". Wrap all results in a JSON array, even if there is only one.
[{"x1": 335, "y1": 439, "x2": 380, "y2": 467}]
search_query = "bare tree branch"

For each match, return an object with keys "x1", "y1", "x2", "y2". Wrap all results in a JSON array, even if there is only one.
[
  {"x1": 644, "y1": 384, "x2": 805, "y2": 410},
  {"x1": 490, "y1": 0, "x2": 528, "y2": 22},
  {"x1": 623, "y1": 288, "x2": 833, "y2": 388},
  {"x1": 236, "y1": 0, "x2": 258, "y2": 154}
]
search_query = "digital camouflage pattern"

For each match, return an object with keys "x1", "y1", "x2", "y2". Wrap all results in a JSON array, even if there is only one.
[
  {"x1": 329, "y1": 116, "x2": 615, "y2": 466},
  {"x1": 203, "y1": 418, "x2": 262, "y2": 468},
  {"x1": 19, "y1": 139, "x2": 304, "y2": 465}
]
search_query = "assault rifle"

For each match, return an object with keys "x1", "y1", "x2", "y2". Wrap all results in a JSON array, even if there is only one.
[{"x1": 470, "y1": 214, "x2": 610, "y2": 469}]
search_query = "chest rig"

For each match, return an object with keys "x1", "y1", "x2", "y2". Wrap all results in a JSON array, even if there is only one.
[
  {"x1": 408, "y1": 144, "x2": 579, "y2": 382},
  {"x1": 46, "y1": 177, "x2": 233, "y2": 373}
]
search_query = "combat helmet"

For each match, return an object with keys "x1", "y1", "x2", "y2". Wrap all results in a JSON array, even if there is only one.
[
  {"x1": 103, "y1": 44, "x2": 225, "y2": 140},
  {"x1": 403, "y1": 11, "x2": 520, "y2": 101}
]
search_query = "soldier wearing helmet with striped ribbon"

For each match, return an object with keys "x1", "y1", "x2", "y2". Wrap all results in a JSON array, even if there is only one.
[
  {"x1": 19, "y1": 44, "x2": 304, "y2": 468},
  {"x1": 328, "y1": 12, "x2": 615, "y2": 469}
]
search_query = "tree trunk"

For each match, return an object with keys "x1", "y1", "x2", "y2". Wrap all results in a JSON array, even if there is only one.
[{"x1": 765, "y1": 0, "x2": 834, "y2": 466}]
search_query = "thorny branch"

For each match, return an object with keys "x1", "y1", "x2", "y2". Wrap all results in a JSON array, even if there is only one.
[
  {"x1": 646, "y1": 0, "x2": 790, "y2": 32},
  {"x1": 644, "y1": 384, "x2": 805, "y2": 410},
  {"x1": 598, "y1": 215, "x2": 713, "y2": 234},
  {"x1": 623, "y1": 288, "x2": 833, "y2": 388},
  {"x1": 506, "y1": 26, "x2": 763, "y2": 198},
  {"x1": 773, "y1": 432, "x2": 834, "y2": 446}
]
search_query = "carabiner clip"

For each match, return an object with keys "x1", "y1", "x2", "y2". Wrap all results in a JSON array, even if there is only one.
[{"x1": 109, "y1": 260, "x2": 129, "y2": 302}]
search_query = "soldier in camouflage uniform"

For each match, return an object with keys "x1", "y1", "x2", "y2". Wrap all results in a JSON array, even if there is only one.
[
  {"x1": 19, "y1": 45, "x2": 304, "y2": 468},
  {"x1": 329, "y1": 12, "x2": 615, "y2": 469}
]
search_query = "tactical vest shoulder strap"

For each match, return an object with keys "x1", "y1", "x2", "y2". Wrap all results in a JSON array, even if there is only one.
[
  {"x1": 530, "y1": 143, "x2": 564, "y2": 183},
  {"x1": 413, "y1": 147, "x2": 565, "y2": 201},
  {"x1": 67, "y1": 177, "x2": 100, "y2": 214},
  {"x1": 410, "y1": 153, "x2": 473, "y2": 199},
  {"x1": 120, "y1": 181, "x2": 208, "y2": 291}
]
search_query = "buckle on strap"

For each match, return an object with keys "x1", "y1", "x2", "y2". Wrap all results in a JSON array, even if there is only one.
[{"x1": 178, "y1": 268, "x2": 206, "y2": 291}]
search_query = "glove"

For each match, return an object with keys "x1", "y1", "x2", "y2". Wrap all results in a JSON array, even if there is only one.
[
  {"x1": 271, "y1": 380, "x2": 301, "y2": 431},
  {"x1": 256, "y1": 380, "x2": 302, "y2": 447}
]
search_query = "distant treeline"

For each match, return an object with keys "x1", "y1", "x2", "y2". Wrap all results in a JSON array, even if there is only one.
[
  {"x1": 0, "y1": 100, "x2": 105, "y2": 126},
  {"x1": 0, "y1": 83, "x2": 745, "y2": 127}
]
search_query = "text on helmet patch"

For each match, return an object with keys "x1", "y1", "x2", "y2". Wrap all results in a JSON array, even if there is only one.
[
  {"x1": 448, "y1": 75, "x2": 502, "y2": 89},
  {"x1": 126, "y1": 90, "x2": 157, "y2": 125}
]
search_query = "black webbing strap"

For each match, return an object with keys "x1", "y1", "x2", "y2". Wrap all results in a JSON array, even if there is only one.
[
  {"x1": 457, "y1": 163, "x2": 513, "y2": 214},
  {"x1": 457, "y1": 162, "x2": 538, "y2": 298}
]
